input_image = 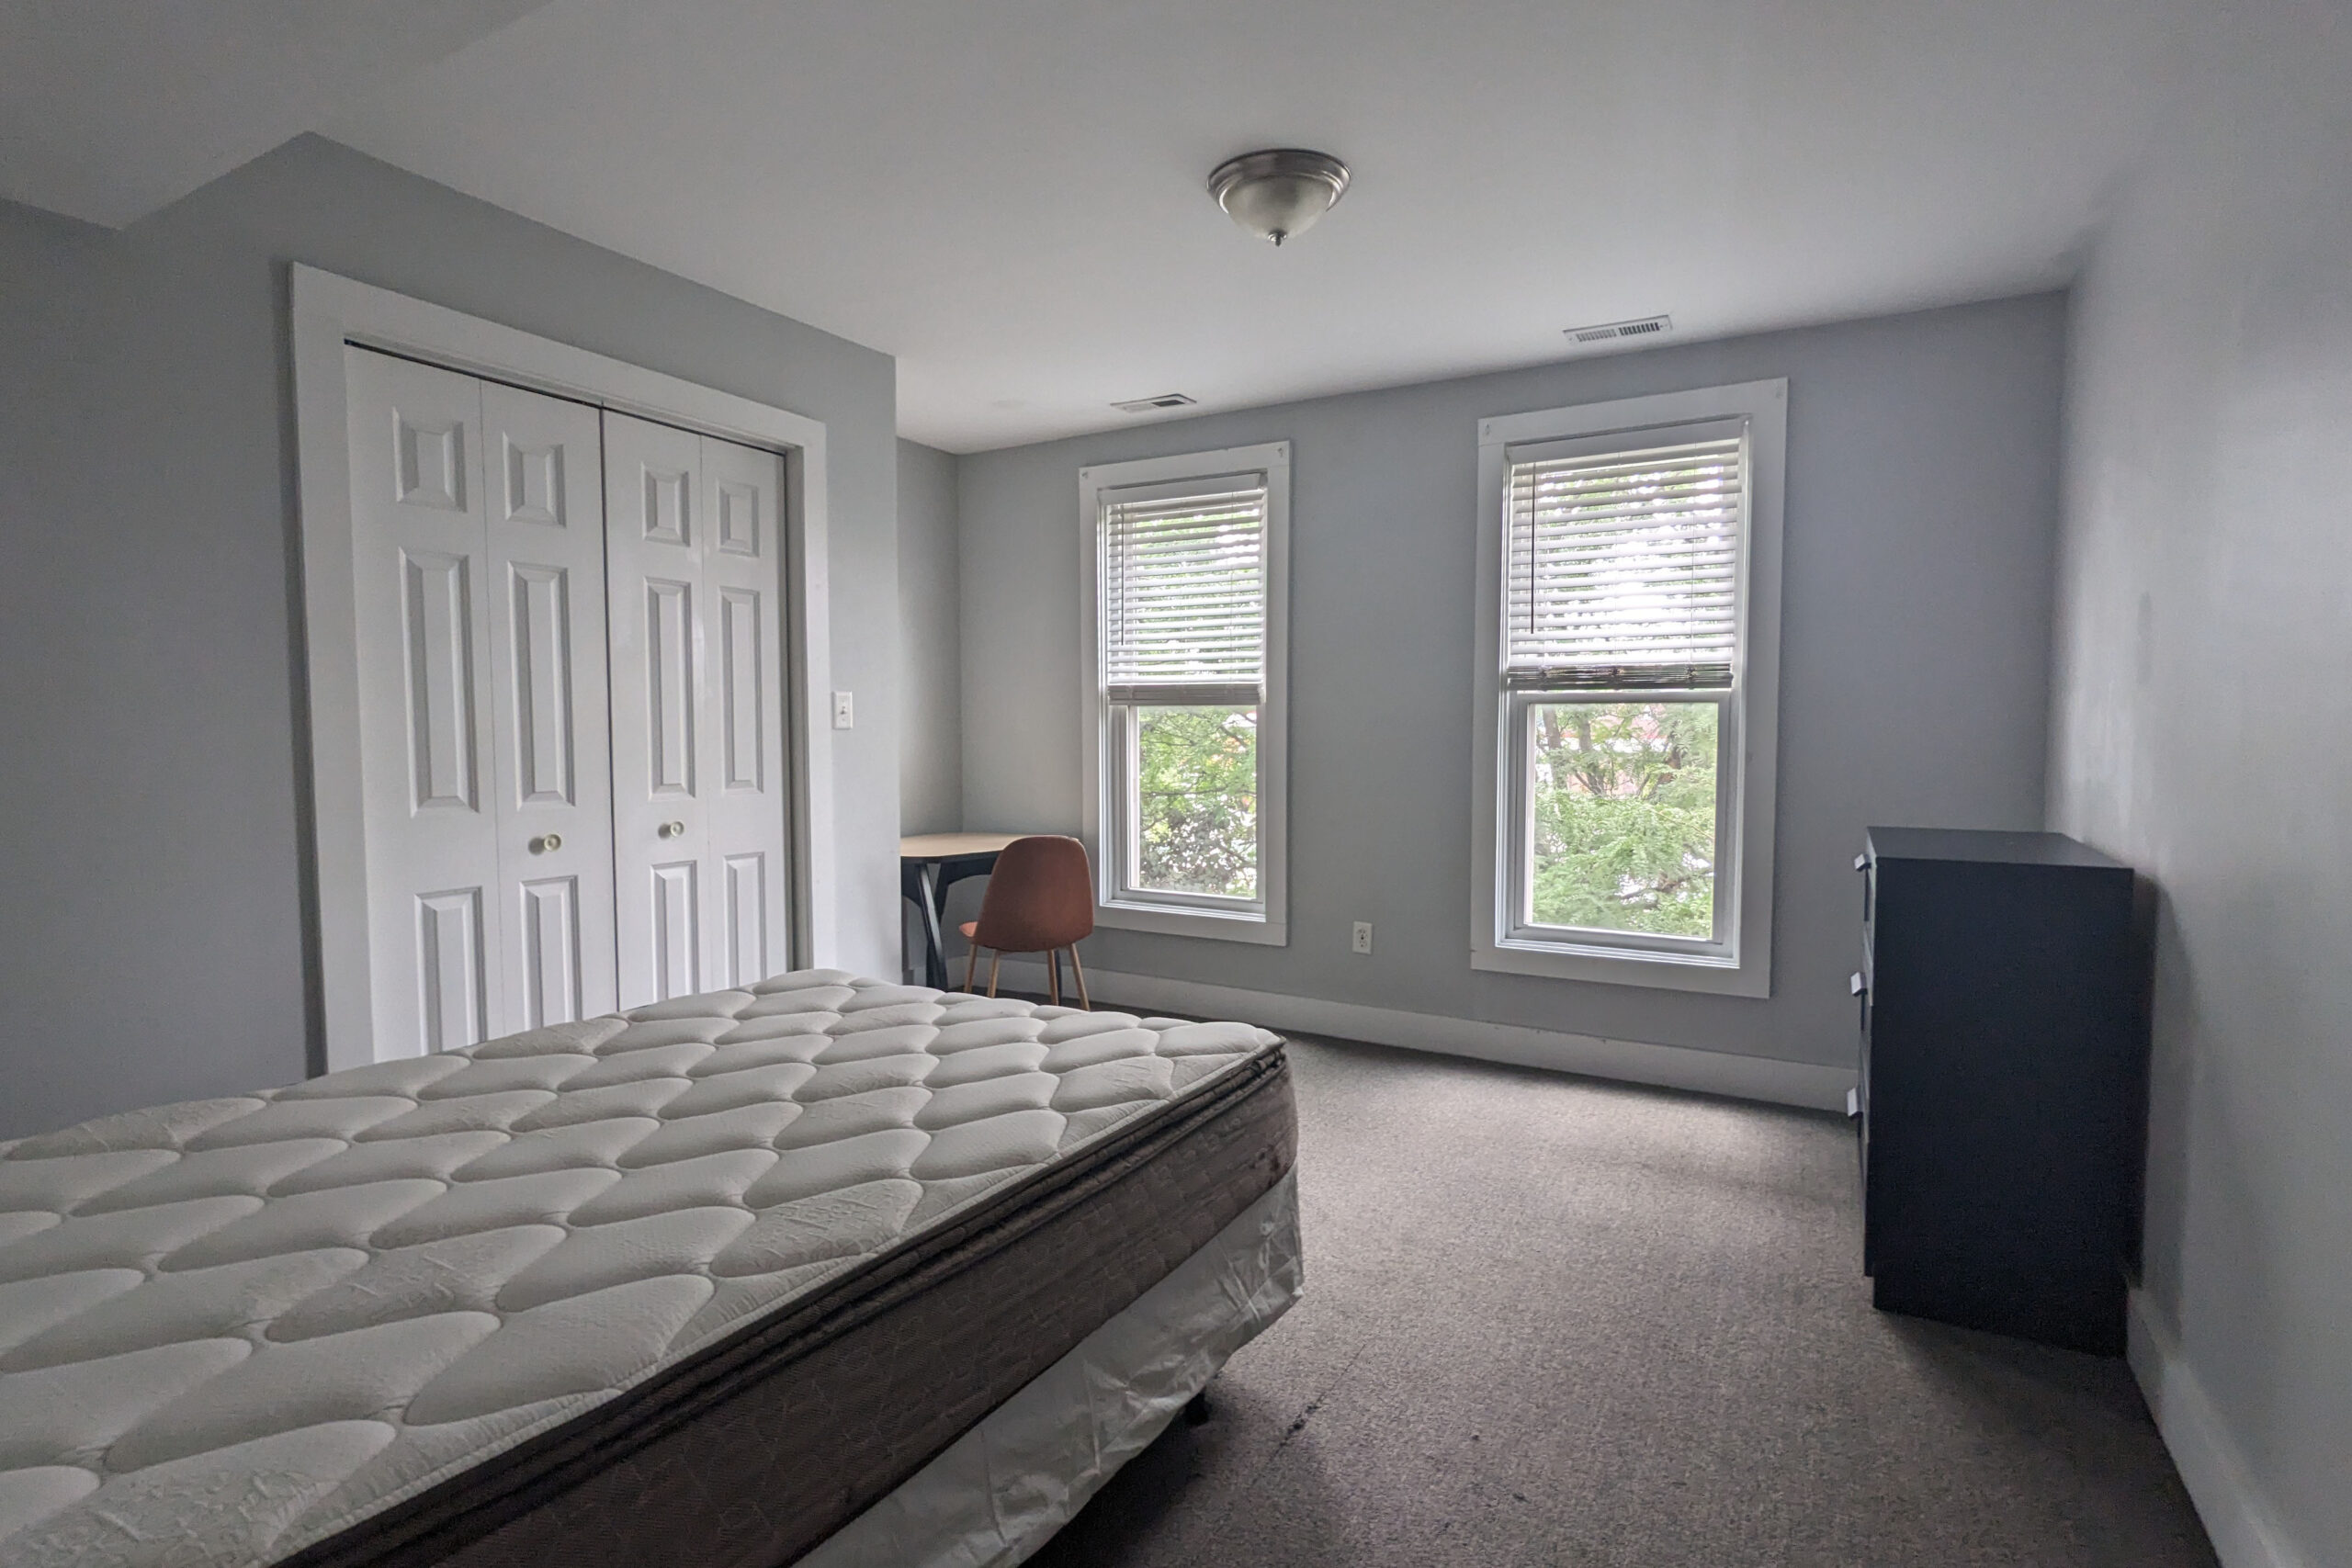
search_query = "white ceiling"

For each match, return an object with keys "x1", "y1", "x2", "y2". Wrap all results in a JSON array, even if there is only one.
[
  {"x1": 0, "y1": 0, "x2": 548, "y2": 228},
  {"x1": 325, "y1": 0, "x2": 2191, "y2": 450},
  {"x1": 15, "y1": 0, "x2": 2191, "y2": 449}
]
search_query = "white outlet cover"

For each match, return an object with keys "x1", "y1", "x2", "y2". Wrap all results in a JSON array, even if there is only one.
[{"x1": 1351, "y1": 921, "x2": 1374, "y2": 954}]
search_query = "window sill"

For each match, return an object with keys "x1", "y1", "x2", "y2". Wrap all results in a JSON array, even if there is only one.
[
  {"x1": 1471, "y1": 938, "x2": 1768, "y2": 997},
  {"x1": 1096, "y1": 899, "x2": 1287, "y2": 947}
]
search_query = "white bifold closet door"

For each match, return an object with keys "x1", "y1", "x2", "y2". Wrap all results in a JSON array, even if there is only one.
[
  {"x1": 603, "y1": 412, "x2": 791, "y2": 1006},
  {"x1": 346, "y1": 347, "x2": 618, "y2": 1053}
]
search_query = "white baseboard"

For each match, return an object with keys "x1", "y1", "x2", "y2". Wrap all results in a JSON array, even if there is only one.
[
  {"x1": 2127, "y1": 1288, "x2": 2312, "y2": 1568},
  {"x1": 989, "y1": 958, "x2": 1852, "y2": 1111}
]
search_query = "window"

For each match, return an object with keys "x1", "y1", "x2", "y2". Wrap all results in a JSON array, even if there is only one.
[
  {"x1": 1471, "y1": 383, "x2": 1785, "y2": 994},
  {"x1": 1080, "y1": 444, "x2": 1289, "y2": 943}
]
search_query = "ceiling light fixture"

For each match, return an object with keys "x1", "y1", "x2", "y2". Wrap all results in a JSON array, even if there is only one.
[{"x1": 1207, "y1": 149, "x2": 1351, "y2": 246}]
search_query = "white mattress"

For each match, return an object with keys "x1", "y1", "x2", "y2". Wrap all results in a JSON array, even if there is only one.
[{"x1": 0, "y1": 971, "x2": 1278, "y2": 1568}]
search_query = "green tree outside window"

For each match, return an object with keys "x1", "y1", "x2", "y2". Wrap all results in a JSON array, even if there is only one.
[
  {"x1": 1529, "y1": 701, "x2": 1717, "y2": 937},
  {"x1": 1133, "y1": 705, "x2": 1258, "y2": 898}
]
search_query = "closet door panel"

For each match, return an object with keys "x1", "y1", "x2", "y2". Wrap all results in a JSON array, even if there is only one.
[
  {"x1": 346, "y1": 348, "x2": 501, "y2": 1055},
  {"x1": 606, "y1": 412, "x2": 712, "y2": 1005},
  {"x1": 483, "y1": 382, "x2": 615, "y2": 1032},
  {"x1": 699, "y1": 435, "x2": 792, "y2": 989}
]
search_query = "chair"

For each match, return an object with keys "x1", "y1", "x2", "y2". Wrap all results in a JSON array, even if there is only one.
[{"x1": 959, "y1": 835, "x2": 1094, "y2": 1007}]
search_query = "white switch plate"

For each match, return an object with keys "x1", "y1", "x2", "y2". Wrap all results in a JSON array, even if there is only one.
[
  {"x1": 831, "y1": 690, "x2": 854, "y2": 729},
  {"x1": 1351, "y1": 921, "x2": 1374, "y2": 955}
]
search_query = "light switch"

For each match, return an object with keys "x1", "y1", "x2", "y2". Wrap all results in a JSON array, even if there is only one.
[{"x1": 831, "y1": 690, "x2": 854, "y2": 729}]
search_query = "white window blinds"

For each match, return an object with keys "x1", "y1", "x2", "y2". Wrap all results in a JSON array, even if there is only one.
[
  {"x1": 1504, "y1": 429, "x2": 1747, "y2": 691},
  {"x1": 1101, "y1": 479, "x2": 1267, "y2": 705}
]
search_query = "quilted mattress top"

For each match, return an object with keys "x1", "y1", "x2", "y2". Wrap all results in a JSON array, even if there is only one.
[{"x1": 0, "y1": 971, "x2": 1279, "y2": 1568}]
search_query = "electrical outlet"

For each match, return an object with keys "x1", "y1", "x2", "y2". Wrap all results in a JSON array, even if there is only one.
[
  {"x1": 831, "y1": 690, "x2": 854, "y2": 729},
  {"x1": 1351, "y1": 921, "x2": 1374, "y2": 955}
]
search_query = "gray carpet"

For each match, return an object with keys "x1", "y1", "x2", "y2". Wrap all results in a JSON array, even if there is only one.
[{"x1": 1028, "y1": 1034, "x2": 2215, "y2": 1567}]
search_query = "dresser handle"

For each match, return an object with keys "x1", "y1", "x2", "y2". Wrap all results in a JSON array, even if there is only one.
[{"x1": 1849, "y1": 971, "x2": 1866, "y2": 997}]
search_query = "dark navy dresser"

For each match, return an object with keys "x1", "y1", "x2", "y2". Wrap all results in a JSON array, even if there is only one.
[{"x1": 1856, "y1": 828, "x2": 2146, "y2": 1354}]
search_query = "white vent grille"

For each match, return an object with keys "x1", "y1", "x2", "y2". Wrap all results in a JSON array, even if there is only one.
[
  {"x1": 1564, "y1": 315, "x2": 1674, "y2": 346},
  {"x1": 1111, "y1": 392, "x2": 1198, "y2": 413}
]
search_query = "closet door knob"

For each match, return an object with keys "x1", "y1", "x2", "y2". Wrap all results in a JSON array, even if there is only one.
[
  {"x1": 530, "y1": 833, "x2": 561, "y2": 854},
  {"x1": 660, "y1": 820, "x2": 685, "y2": 840}
]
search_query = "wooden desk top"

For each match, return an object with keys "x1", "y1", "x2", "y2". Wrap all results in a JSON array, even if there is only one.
[{"x1": 899, "y1": 831, "x2": 1026, "y2": 861}]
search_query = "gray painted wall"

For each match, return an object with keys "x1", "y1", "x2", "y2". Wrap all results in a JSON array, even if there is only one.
[
  {"x1": 0, "y1": 136, "x2": 901, "y2": 1140},
  {"x1": 957, "y1": 295, "x2": 2064, "y2": 1069},
  {"x1": 2047, "y1": 5, "x2": 2351, "y2": 1558},
  {"x1": 897, "y1": 437, "x2": 963, "y2": 980},
  {"x1": 897, "y1": 439, "x2": 963, "y2": 835}
]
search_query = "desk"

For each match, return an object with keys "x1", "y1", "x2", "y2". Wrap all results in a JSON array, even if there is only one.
[{"x1": 899, "y1": 832, "x2": 1024, "y2": 990}]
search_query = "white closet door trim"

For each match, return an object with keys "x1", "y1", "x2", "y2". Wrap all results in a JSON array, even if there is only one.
[{"x1": 293, "y1": 265, "x2": 836, "y2": 1072}]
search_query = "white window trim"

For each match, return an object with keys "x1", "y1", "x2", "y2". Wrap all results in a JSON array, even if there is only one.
[
  {"x1": 1079, "y1": 443, "x2": 1290, "y2": 946},
  {"x1": 1470, "y1": 380, "x2": 1786, "y2": 996},
  {"x1": 290, "y1": 265, "x2": 837, "y2": 1069}
]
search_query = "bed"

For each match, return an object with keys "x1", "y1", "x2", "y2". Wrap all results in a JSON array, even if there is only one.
[{"x1": 0, "y1": 970, "x2": 1301, "y2": 1568}]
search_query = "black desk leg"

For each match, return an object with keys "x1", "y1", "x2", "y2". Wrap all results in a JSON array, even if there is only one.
[{"x1": 918, "y1": 861, "x2": 949, "y2": 991}]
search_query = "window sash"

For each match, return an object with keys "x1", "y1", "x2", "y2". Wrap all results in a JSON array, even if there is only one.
[
  {"x1": 1097, "y1": 474, "x2": 1271, "y2": 916},
  {"x1": 1506, "y1": 689, "x2": 1738, "y2": 956},
  {"x1": 1104, "y1": 681, "x2": 1258, "y2": 707},
  {"x1": 1109, "y1": 700, "x2": 1264, "y2": 914},
  {"x1": 1504, "y1": 423, "x2": 1748, "y2": 694}
]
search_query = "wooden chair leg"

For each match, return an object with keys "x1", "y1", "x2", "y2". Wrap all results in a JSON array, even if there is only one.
[
  {"x1": 987, "y1": 952, "x2": 1001, "y2": 998},
  {"x1": 1069, "y1": 944, "x2": 1091, "y2": 1010},
  {"x1": 964, "y1": 942, "x2": 979, "y2": 993},
  {"x1": 1048, "y1": 949, "x2": 1062, "y2": 1007}
]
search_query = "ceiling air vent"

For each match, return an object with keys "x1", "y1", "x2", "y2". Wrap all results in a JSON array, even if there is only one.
[
  {"x1": 1111, "y1": 392, "x2": 1197, "y2": 413},
  {"x1": 1565, "y1": 314, "x2": 1674, "y2": 346}
]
